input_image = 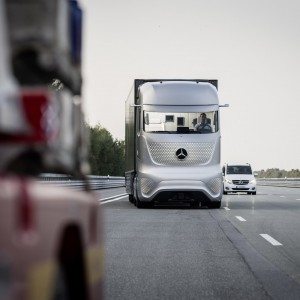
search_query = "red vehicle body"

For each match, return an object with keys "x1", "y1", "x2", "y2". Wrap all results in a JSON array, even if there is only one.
[
  {"x1": 0, "y1": 1, "x2": 103, "y2": 299},
  {"x1": 0, "y1": 177, "x2": 103, "y2": 300}
]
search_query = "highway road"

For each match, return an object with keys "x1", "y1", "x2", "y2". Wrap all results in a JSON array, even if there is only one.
[{"x1": 95, "y1": 186, "x2": 300, "y2": 299}]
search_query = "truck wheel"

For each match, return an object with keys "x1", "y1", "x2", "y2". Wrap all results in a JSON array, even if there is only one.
[
  {"x1": 128, "y1": 194, "x2": 134, "y2": 203},
  {"x1": 56, "y1": 226, "x2": 88, "y2": 300},
  {"x1": 52, "y1": 267, "x2": 68, "y2": 300},
  {"x1": 136, "y1": 197, "x2": 153, "y2": 208},
  {"x1": 208, "y1": 201, "x2": 221, "y2": 209},
  {"x1": 136, "y1": 197, "x2": 145, "y2": 208}
]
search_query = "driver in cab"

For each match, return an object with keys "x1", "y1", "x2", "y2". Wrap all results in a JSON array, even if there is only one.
[{"x1": 194, "y1": 113, "x2": 212, "y2": 133}]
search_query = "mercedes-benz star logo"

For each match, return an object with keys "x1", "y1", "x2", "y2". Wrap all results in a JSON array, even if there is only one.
[{"x1": 176, "y1": 148, "x2": 188, "y2": 160}]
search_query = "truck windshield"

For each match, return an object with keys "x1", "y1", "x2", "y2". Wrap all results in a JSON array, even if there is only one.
[
  {"x1": 227, "y1": 166, "x2": 252, "y2": 175},
  {"x1": 143, "y1": 111, "x2": 218, "y2": 134}
]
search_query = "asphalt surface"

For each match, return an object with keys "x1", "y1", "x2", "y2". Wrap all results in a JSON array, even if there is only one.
[{"x1": 97, "y1": 186, "x2": 300, "y2": 299}]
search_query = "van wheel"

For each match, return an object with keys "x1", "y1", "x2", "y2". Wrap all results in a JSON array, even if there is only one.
[
  {"x1": 252, "y1": 192, "x2": 256, "y2": 195},
  {"x1": 223, "y1": 191, "x2": 227, "y2": 195}
]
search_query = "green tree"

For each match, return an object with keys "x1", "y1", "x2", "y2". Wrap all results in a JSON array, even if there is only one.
[{"x1": 88, "y1": 124, "x2": 125, "y2": 176}]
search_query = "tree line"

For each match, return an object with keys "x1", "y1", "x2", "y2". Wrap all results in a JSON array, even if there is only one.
[
  {"x1": 256, "y1": 168, "x2": 300, "y2": 178},
  {"x1": 87, "y1": 124, "x2": 125, "y2": 176},
  {"x1": 87, "y1": 124, "x2": 300, "y2": 178}
]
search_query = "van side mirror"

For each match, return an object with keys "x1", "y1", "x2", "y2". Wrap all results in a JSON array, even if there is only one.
[{"x1": 222, "y1": 166, "x2": 225, "y2": 175}]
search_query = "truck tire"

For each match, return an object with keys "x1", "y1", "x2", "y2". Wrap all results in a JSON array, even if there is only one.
[
  {"x1": 57, "y1": 226, "x2": 88, "y2": 300},
  {"x1": 128, "y1": 194, "x2": 134, "y2": 203},
  {"x1": 136, "y1": 197, "x2": 144, "y2": 208},
  {"x1": 208, "y1": 201, "x2": 221, "y2": 209},
  {"x1": 136, "y1": 196, "x2": 153, "y2": 208},
  {"x1": 52, "y1": 267, "x2": 68, "y2": 300},
  {"x1": 136, "y1": 197, "x2": 146, "y2": 208}
]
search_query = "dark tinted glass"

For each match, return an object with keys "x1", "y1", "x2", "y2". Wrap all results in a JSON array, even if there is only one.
[{"x1": 227, "y1": 166, "x2": 252, "y2": 175}]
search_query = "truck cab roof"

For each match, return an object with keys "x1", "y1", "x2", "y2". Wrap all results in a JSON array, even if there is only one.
[{"x1": 138, "y1": 81, "x2": 219, "y2": 106}]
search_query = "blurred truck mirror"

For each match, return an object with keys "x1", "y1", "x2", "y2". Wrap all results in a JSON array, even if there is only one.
[{"x1": 219, "y1": 104, "x2": 229, "y2": 107}]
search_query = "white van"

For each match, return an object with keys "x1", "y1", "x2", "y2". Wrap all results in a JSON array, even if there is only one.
[{"x1": 222, "y1": 163, "x2": 256, "y2": 195}]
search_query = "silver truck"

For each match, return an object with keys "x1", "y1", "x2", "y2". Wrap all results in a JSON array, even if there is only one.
[{"x1": 125, "y1": 79, "x2": 227, "y2": 208}]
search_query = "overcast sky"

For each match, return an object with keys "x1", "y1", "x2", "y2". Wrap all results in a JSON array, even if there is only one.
[{"x1": 80, "y1": 0, "x2": 300, "y2": 170}]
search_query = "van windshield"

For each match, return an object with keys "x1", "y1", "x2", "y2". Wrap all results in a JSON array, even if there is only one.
[
  {"x1": 227, "y1": 166, "x2": 252, "y2": 175},
  {"x1": 143, "y1": 111, "x2": 218, "y2": 134}
]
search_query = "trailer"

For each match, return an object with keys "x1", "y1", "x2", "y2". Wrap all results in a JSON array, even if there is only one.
[{"x1": 125, "y1": 79, "x2": 227, "y2": 208}]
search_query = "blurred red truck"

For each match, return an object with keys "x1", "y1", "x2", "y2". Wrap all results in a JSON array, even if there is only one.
[{"x1": 0, "y1": 1, "x2": 103, "y2": 299}]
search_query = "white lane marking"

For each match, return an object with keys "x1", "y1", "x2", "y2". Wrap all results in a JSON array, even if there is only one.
[
  {"x1": 260, "y1": 234, "x2": 282, "y2": 246},
  {"x1": 235, "y1": 216, "x2": 246, "y2": 222},
  {"x1": 99, "y1": 195, "x2": 128, "y2": 205},
  {"x1": 280, "y1": 196, "x2": 285, "y2": 198},
  {"x1": 98, "y1": 193, "x2": 127, "y2": 202},
  {"x1": 224, "y1": 207, "x2": 230, "y2": 211}
]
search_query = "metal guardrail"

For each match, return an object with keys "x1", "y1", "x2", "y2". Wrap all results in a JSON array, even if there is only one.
[
  {"x1": 39, "y1": 175, "x2": 300, "y2": 189},
  {"x1": 257, "y1": 178, "x2": 300, "y2": 188},
  {"x1": 39, "y1": 174, "x2": 125, "y2": 190}
]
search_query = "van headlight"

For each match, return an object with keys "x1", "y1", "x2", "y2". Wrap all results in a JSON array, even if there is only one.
[
  {"x1": 225, "y1": 178, "x2": 232, "y2": 184},
  {"x1": 250, "y1": 179, "x2": 256, "y2": 184}
]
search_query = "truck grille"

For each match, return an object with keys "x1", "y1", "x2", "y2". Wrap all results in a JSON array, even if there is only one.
[
  {"x1": 232, "y1": 180, "x2": 249, "y2": 185},
  {"x1": 147, "y1": 142, "x2": 215, "y2": 166}
]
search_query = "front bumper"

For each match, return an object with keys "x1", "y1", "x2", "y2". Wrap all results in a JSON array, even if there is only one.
[
  {"x1": 223, "y1": 182, "x2": 256, "y2": 193},
  {"x1": 137, "y1": 177, "x2": 223, "y2": 203}
]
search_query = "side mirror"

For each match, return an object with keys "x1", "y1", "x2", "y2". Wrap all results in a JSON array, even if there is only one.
[
  {"x1": 144, "y1": 113, "x2": 149, "y2": 125},
  {"x1": 219, "y1": 104, "x2": 229, "y2": 108}
]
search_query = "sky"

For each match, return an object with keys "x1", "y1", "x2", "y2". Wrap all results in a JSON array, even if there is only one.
[{"x1": 80, "y1": 0, "x2": 300, "y2": 170}]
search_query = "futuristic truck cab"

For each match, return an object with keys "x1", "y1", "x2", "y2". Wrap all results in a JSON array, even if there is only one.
[{"x1": 125, "y1": 79, "x2": 227, "y2": 208}]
